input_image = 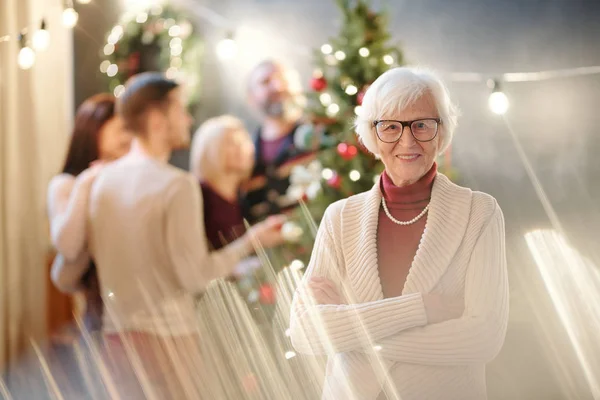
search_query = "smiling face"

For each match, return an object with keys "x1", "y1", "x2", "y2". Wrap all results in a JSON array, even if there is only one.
[{"x1": 375, "y1": 91, "x2": 440, "y2": 187}]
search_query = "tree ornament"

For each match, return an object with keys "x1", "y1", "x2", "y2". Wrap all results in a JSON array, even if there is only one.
[
  {"x1": 310, "y1": 75, "x2": 328, "y2": 92},
  {"x1": 327, "y1": 173, "x2": 342, "y2": 189},
  {"x1": 337, "y1": 143, "x2": 358, "y2": 160}
]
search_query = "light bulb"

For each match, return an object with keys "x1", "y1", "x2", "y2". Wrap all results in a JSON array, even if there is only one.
[
  {"x1": 113, "y1": 85, "x2": 125, "y2": 97},
  {"x1": 321, "y1": 44, "x2": 332, "y2": 54},
  {"x1": 334, "y1": 50, "x2": 346, "y2": 61},
  {"x1": 349, "y1": 170, "x2": 361, "y2": 182},
  {"x1": 136, "y1": 13, "x2": 148, "y2": 23},
  {"x1": 103, "y1": 43, "x2": 115, "y2": 55},
  {"x1": 326, "y1": 103, "x2": 340, "y2": 117},
  {"x1": 322, "y1": 168, "x2": 334, "y2": 180},
  {"x1": 168, "y1": 25, "x2": 181, "y2": 37},
  {"x1": 62, "y1": 7, "x2": 79, "y2": 28},
  {"x1": 345, "y1": 85, "x2": 358, "y2": 95},
  {"x1": 488, "y1": 91, "x2": 509, "y2": 115},
  {"x1": 319, "y1": 93, "x2": 332, "y2": 106},
  {"x1": 32, "y1": 28, "x2": 50, "y2": 51},
  {"x1": 99, "y1": 60, "x2": 111, "y2": 73},
  {"x1": 216, "y1": 37, "x2": 237, "y2": 60},
  {"x1": 18, "y1": 46, "x2": 35, "y2": 70},
  {"x1": 359, "y1": 47, "x2": 370, "y2": 57},
  {"x1": 106, "y1": 63, "x2": 118, "y2": 77},
  {"x1": 383, "y1": 55, "x2": 394, "y2": 65},
  {"x1": 354, "y1": 106, "x2": 363, "y2": 116}
]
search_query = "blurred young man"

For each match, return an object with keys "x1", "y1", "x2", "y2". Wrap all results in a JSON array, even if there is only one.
[{"x1": 88, "y1": 73, "x2": 284, "y2": 398}]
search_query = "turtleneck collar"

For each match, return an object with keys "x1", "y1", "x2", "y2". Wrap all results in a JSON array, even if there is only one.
[{"x1": 380, "y1": 163, "x2": 437, "y2": 204}]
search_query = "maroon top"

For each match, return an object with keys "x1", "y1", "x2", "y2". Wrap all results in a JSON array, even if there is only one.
[
  {"x1": 377, "y1": 163, "x2": 437, "y2": 298},
  {"x1": 200, "y1": 182, "x2": 246, "y2": 250}
]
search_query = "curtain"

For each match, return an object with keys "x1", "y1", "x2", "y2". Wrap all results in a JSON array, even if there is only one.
[{"x1": 0, "y1": 0, "x2": 74, "y2": 372}]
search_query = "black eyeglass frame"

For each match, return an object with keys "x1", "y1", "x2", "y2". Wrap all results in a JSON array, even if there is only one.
[{"x1": 372, "y1": 118, "x2": 442, "y2": 143}]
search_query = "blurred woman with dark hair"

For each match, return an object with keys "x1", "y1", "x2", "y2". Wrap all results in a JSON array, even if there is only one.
[{"x1": 47, "y1": 93, "x2": 131, "y2": 332}]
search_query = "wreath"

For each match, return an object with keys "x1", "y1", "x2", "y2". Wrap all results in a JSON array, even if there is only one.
[{"x1": 100, "y1": 4, "x2": 203, "y2": 107}]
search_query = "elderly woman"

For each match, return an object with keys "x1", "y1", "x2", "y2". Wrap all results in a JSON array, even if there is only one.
[{"x1": 289, "y1": 67, "x2": 509, "y2": 400}]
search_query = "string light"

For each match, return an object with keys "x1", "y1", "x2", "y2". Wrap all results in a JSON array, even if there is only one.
[
  {"x1": 136, "y1": 12, "x2": 148, "y2": 23},
  {"x1": 320, "y1": 43, "x2": 332, "y2": 54},
  {"x1": 349, "y1": 170, "x2": 361, "y2": 182},
  {"x1": 383, "y1": 54, "x2": 394, "y2": 65},
  {"x1": 168, "y1": 25, "x2": 181, "y2": 37},
  {"x1": 359, "y1": 47, "x2": 370, "y2": 57},
  {"x1": 319, "y1": 93, "x2": 332, "y2": 106},
  {"x1": 322, "y1": 168, "x2": 334, "y2": 180},
  {"x1": 106, "y1": 63, "x2": 118, "y2": 77},
  {"x1": 103, "y1": 43, "x2": 115, "y2": 55},
  {"x1": 334, "y1": 50, "x2": 346, "y2": 61},
  {"x1": 354, "y1": 106, "x2": 363, "y2": 116},
  {"x1": 99, "y1": 60, "x2": 110, "y2": 73},
  {"x1": 488, "y1": 79, "x2": 509, "y2": 115},
  {"x1": 62, "y1": 1, "x2": 79, "y2": 28},
  {"x1": 216, "y1": 32, "x2": 237, "y2": 60},
  {"x1": 326, "y1": 103, "x2": 340, "y2": 117},
  {"x1": 113, "y1": 84, "x2": 125, "y2": 97},
  {"x1": 32, "y1": 20, "x2": 50, "y2": 51},
  {"x1": 18, "y1": 33, "x2": 35, "y2": 70},
  {"x1": 345, "y1": 84, "x2": 358, "y2": 95}
]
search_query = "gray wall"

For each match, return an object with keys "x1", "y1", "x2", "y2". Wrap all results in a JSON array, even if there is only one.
[{"x1": 75, "y1": 0, "x2": 600, "y2": 398}]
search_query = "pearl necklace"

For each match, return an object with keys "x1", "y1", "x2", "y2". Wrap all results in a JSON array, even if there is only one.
[{"x1": 381, "y1": 197, "x2": 430, "y2": 226}]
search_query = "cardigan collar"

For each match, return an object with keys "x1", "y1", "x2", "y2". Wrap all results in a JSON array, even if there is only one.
[{"x1": 341, "y1": 173, "x2": 473, "y2": 303}]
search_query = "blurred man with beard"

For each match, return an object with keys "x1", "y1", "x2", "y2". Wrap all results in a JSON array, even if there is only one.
[{"x1": 242, "y1": 60, "x2": 317, "y2": 223}]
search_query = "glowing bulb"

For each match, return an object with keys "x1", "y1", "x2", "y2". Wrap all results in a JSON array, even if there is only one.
[
  {"x1": 321, "y1": 44, "x2": 332, "y2": 54},
  {"x1": 359, "y1": 47, "x2": 370, "y2": 57},
  {"x1": 345, "y1": 85, "x2": 358, "y2": 95},
  {"x1": 488, "y1": 91, "x2": 509, "y2": 115},
  {"x1": 383, "y1": 55, "x2": 394, "y2": 65},
  {"x1": 168, "y1": 25, "x2": 181, "y2": 37},
  {"x1": 103, "y1": 43, "x2": 115, "y2": 55},
  {"x1": 334, "y1": 51, "x2": 346, "y2": 61},
  {"x1": 216, "y1": 38, "x2": 237, "y2": 60},
  {"x1": 32, "y1": 25, "x2": 50, "y2": 51},
  {"x1": 62, "y1": 7, "x2": 79, "y2": 28},
  {"x1": 18, "y1": 46, "x2": 35, "y2": 70},
  {"x1": 106, "y1": 63, "x2": 118, "y2": 77},
  {"x1": 99, "y1": 60, "x2": 111, "y2": 73},
  {"x1": 285, "y1": 351, "x2": 296, "y2": 360},
  {"x1": 322, "y1": 168, "x2": 334, "y2": 180},
  {"x1": 326, "y1": 103, "x2": 340, "y2": 117},
  {"x1": 136, "y1": 13, "x2": 148, "y2": 23},
  {"x1": 170, "y1": 38, "x2": 182, "y2": 48},
  {"x1": 170, "y1": 45, "x2": 182, "y2": 57},
  {"x1": 319, "y1": 93, "x2": 332, "y2": 106},
  {"x1": 354, "y1": 106, "x2": 363, "y2": 116},
  {"x1": 349, "y1": 170, "x2": 361, "y2": 182},
  {"x1": 113, "y1": 85, "x2": 125, "y2": 97},
  {"x1": 111, "y1": 25, "x2": 123, "y2": 38}
]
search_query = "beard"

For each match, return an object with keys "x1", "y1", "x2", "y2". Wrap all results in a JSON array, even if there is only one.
[{"x1": 261, "y1": 97, "x2": 301, "y2": 120}]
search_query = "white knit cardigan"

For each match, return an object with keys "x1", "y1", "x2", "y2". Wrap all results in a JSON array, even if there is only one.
[{"x1": 289, "y1": 173, "x2": 509, "y2": 400}]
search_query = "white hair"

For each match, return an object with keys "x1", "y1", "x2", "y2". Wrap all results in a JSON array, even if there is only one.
[
  {"x1": 189, "y1": 115, "x2": 247, "y2": 181},
  {"x1": 355, "y1": 66, "x2": 459, "y2": 157}
]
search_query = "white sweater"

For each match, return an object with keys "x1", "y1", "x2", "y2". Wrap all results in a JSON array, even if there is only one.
[
  {"x1": 87, "y1": 154, "x2": 251, "y2": 335},
  {"x1": 289, "y1": 173, "x2": 509, "y2": 400}
]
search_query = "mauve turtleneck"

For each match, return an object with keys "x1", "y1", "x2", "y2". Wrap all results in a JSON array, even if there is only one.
[{"x1": 377, "y1": 163, "x2": 437, "y2": 298}]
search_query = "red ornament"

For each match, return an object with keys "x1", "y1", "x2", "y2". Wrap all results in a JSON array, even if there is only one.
[
  {"x1": 327, "y1": 173, "x2": 342, "y2": 189},
  {"x1": 310, "y1": 76, "x2": 328, "y2": 92},
  {"x1": 259, "y1": 284, "x2": 276, "y2": 304},
  {"x1": 337, "y1": 143, "x2": 358, "y2": 161}
]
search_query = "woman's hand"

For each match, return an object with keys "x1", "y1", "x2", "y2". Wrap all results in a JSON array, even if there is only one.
[
  {"x1": 247, "y1": 215, "x2": 287, "y2": 249},
  {"x1": 422, "y1": 293, "x2": 465, "y2": 324},
  {"x1": 305, "y1": 277, "x2": 344, "y2": 305}
]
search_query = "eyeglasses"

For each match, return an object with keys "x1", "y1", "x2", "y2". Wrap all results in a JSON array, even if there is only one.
[{"x1": 373, "y1": 118, "x2": 441, "y2": 143}]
